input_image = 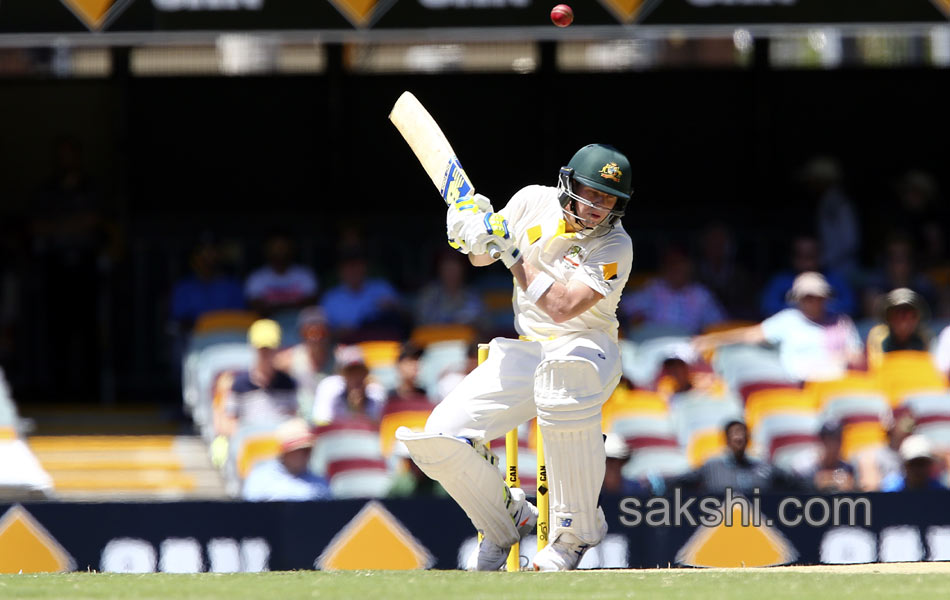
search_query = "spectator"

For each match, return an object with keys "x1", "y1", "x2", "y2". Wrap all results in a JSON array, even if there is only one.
[
  {"x1": 801, "y1": 157, "x2": 860, "y2": 280},
  {"x1": 664, "y1": 420, "x2": 806, "y2": 495},
  {"x1": 694, "y1": 272, "x2": 864, "y2": 382},
  {"x1": 170, "y1": 236, "x2": 245, "y2": 332},
  {"x1": 936, "y1": 324, "x2": 950, "y2": 378},
  {"x1": 855, "y1": 407, "x2": 915, "y2": 491},
  {"x1": 274, "y1": 307, "x2": 333, "y2": 420},
  {"x1": 695, "y1": 222, "x2": 758, "y2": 320},
  {"x1": 312, "y1": 345, "x2": 387, "y2": 425},
  {"x1": 387, "y1": 442, "x2": 448, "y2": 498},
  {"x1": 866, "y1": 288, "x2": 933, "y2": 370},
  {"x1": 242, "y1": 418, "x2": 330, "y2": 501},
  {"x1": 320, "y1": 246, "x2": 403, "y2": 340},
  {"x1": 792, "y1": 421, "x2": 855, "y2": 493},
  {"x1": 760, "y1": 235, "x2": 856, "y2": 317},
  {"x1": 655, "y1": 343, "x2": 722, "y2": 401},
  {"x1": 215, "y1": 319, "x2": 298, "y2": 438},
  {"x1": 861, "y1": 235, "x2": 939, "y2": 319},
  {"x1": 245, "y1": 234, "x2": 318, "y2": 317},
  {"x1": 621, "y1": 247, "x2": 726, "y2": 335},
  {"x1": 414, "y1": 249, "x2": 486, "y2": 329},
  {"x1": 881, "y1": 434, "x2": 947, "y2": 492},
  {"x1": 387, "y1": 342, "x2": 428, "y2": 403}
]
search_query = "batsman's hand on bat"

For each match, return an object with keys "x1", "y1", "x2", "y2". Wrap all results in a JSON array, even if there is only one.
[{"x1": 446, "y1": 193, "x2": 493, "y2": 242}]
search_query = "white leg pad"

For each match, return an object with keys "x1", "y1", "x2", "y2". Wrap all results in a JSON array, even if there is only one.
[
  {"x1": 534, "y1": 357, "x2": 610, "y2": 546},
  {"x1": 395, "y1": 427, "x2": 520, "y2": 546}
]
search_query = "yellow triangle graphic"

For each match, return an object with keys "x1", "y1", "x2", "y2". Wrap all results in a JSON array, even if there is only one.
[
  {"x1": 0, "y1": 505, "x2": 74, "y2": 573},
  {"x1": 676, "y1": 504, "x2": 797, "y2": 568},
  {"x1": 328, "y1": 0, "x2": 379, "y2": 27},
  {"x1": 598, "y1": 0, "x2": 645, "y2": 23},
  {"x1": 61, "y1": 0, "x2": 114, "y2": 28},
  {"x1": 317, "y1": 501, "x2": 433, "y2": 570}
]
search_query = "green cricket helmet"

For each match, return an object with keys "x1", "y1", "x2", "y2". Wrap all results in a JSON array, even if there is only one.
[{"x1": 557, "y1": 143, "x2": 632, "y2": 237}]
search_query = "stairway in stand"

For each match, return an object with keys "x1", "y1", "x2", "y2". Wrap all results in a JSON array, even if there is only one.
[{"x1": 20, "y1": 404, "x2": 228, "y2": 501}]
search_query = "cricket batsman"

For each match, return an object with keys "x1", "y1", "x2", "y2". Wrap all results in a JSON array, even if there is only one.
[{"x1": 396, "y1": 144, "x2": 633, "y2": 571}]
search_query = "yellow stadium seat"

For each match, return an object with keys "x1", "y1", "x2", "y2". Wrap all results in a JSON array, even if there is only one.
[
  {"x1": 804, "y1": 371, "x2": 883, "y2": 411},
  {"x1": 701, "y1": 320, "x2": 757, "y2": 335},
  {"x1": 237, "y1": 435, "x2": 280, "y2": 479},
  {"x1": 876, "y1": 351, "x2": 949, "y2": 407},
  {"x1": 409, "y1": 324, "x2": 476, "y2": 348},
  {"x1": 357, "y1": 340, "x2": 401, "y2": 369},
  {"x1": 745, "y1": 388, "x2": 817, "y2": 432},
  {"x1": 378, "y1": 402, "x2": 432, "y2": 457},
  {"x1": 193, "y1": 310, "x2": 259, "y2": 335},
  {"x1": 687, "y1": 428, "x2": 726, "y2": 468},
  {"x1": 602, "y1": 388, "x2": 667, "y2": 433},
  {"x1": 841, "y1": 421, "x2": 887, "y2": 461}
]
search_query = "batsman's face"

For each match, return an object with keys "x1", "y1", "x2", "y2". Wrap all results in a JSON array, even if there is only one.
[{"x1": 573, "y1": 183, "x2": 617, "y2": 227}]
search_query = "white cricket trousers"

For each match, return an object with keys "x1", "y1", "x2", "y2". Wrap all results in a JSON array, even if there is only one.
[{"x1": 425, "y1": 331, "x2": 621, "y2": 443}]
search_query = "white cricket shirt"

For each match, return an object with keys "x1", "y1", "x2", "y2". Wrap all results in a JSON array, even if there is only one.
[{"x1": 499, "y1": 185, "x2": 633, "y2": 341}]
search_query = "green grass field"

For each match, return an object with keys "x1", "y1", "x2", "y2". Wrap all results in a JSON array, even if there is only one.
[{"x1": 2, "y1": 566, "x2": 949, "y2": 600}]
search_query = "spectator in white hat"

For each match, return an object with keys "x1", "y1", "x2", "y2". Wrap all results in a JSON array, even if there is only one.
[
  {"x1": 881, "y1": 434, "x2": 947, "y2": 492},
  {"x1": 242, "y1": 418, "x2": 330, "y2": 501},
  {"x1": 311, "y1": 344, "x2": 386, "y2": 425},
  {"x1": 693, "y1": 271, "x2": 864, "y2": 382}
]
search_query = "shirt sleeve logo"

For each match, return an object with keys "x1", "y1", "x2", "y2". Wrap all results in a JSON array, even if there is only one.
[{"x1": 600, "y1": 262, "x2": 618, "y2": 281}]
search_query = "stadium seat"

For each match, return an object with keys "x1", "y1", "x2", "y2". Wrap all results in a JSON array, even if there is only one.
[
  {"x1": 875, "y1": 351, "x2": 949, "y2": 406},
  {"x1": 417, "y1": 340, "x2": 468, "y2": 399},
  {"x1": 192, "y1": 310, "x2": 258, "y2": 335},
  {"x1": 624, "y1": 446, "x2": 690, "y2": 479},
  {"x1": 626, "y1": 323, "x2": 692, "y2": 344},
  {"x1": 236, "y1": 434, "x2": 281, "y2": 480},
  {"x1": 744, "y1": 387, "x2": 816, "y2": 432},
  {"x1": 902, "y1": 391, "x2": 950, "y2": 450},
  {"x1": 686, "y1": 428, "x2": 726, "y2": 468},
  {"x1": 805, "y1": 372, "x2": 884, "y2": 411},
  {"x1": 768, "y1": 432, "x2": 820, "y2": 469},
  {"x1": 751, "y1": 413, "x2": 820, "y2": 463},
  {"x1": 409, "y1": 324, "x2": 476, "y2": 348},
  {"x1": 701, "y1": 320, "x2": 757, "y2": 335},
  {"x1": 711, "y1": 344, "x2": 793, "y2": 393},
  {"x1": 602, "y1": 388, "x2": 668, "y2": 433},
  {"x1": 326, "y1": 458, "x2": 391, "y2": 499},
  {"x1": 358, "y1": 340, "x2": 401, "y2": 369},
  {"x1": 622, "y1": 336, "x2": 691, "y2": 389},
  {"x1": 819, "y1": 393, "x2": 890, "y2": 428},
  {"x1": 378, "y1": 399, "x2": 433, "y2": 457},
  {"x1": 839, "y1": 421, "x2": 887, "y2": 461},
  {"x1": 670, "y1": 390, "x2": 742, "y2": 447},
  {"x1": 311, "y1": 418, "x2": 384, "y2": 479}
]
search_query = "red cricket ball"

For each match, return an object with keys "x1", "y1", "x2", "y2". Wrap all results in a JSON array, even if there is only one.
[{"x1": 550, "y1": 4, "x2": 573, "y2": 27}]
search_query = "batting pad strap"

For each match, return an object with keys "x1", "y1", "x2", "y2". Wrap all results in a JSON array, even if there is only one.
[
  {"x1": 395, "y1": 427, "x2": 520, "y2": 546},
  {"x1": 525, "y1": 272, "x2": 555, "y2": 304}
]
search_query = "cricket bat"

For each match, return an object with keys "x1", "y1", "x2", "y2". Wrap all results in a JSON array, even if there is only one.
[{"x1": 388, "y1": 91, "x2": 504, "y2": 260}]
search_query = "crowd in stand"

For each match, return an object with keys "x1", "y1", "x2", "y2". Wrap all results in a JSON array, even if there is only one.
[{"x1": 169, "y1": 161, "x2": 950, "y2": 502}]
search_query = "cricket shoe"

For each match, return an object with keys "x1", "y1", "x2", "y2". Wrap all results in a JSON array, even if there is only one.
[
  {"x1": 532, "y1": 511, "x2": 607, "y2": 572},
  {"x1": 472, "y1": 487, "x2": 539, "y2": 571}
]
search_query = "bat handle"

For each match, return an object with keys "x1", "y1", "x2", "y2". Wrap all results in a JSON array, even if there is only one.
[{"x1": 488, "y1": 242, "x2": 502, "y2": 260}]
